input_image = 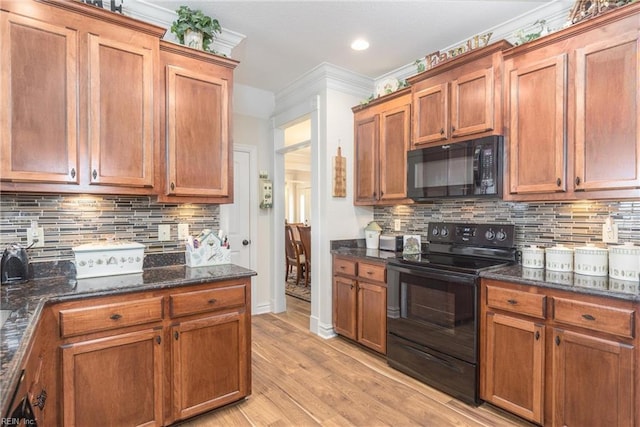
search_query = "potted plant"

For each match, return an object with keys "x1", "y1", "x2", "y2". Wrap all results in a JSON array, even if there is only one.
[{"x1": 170, "y1": 5, "x2": 221, "y2": 52}]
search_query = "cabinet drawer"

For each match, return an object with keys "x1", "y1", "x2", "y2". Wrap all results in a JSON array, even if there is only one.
[
  {"x1": 358, "y1": 262, "x2": 386, "y2": 283},
  {"x1": 334, "y1": 258, "x2": 356, "y2": 276},
  {"x1": 59, "y1": 297, "x2": 163, "y2": 338},
  {"x1": 552, "y1": 297, "x2": 635, "y2": 339},
  {"x1": 486, "y1": 286, "x2": 546, "y2": 319},
  {"x1": 170, "y1": 285, "x2": 246, "y2": 318}
]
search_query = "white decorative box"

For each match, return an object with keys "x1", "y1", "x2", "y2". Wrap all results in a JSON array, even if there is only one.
[
  {"x1": 73, "y1": 242, "x2": 145, "y2": 279},
  {"x1": 185, "y1": 231, "x2": 231, "y2": 267}
]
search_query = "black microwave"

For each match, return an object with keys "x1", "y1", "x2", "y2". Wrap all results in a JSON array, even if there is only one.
[{"x1": 407, "y1": 135, "x2": 503, "y2": 200}]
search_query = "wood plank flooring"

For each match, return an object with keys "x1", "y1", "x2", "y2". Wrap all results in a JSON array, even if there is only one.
[{"x1": 180, "y1": 296, "x2": 533, "y2": 427}]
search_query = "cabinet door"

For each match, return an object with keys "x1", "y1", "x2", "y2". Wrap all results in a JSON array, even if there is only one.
[
  {"x1": 87, "y1": 34, "x2": 154, "y2": 188},
  {"x1": 412, "y1": 82, "x2": 448, "y2": 146},
  {"x1": 166, "y1": 65, "x2": 230, "y2": 198},
  {"x1": 357, "y1": 281, "x2": 387, "y2": 354},
  {"x1": 451, "y1": 68, "x2": 494, "y2": 138},
  {"x1": 508, "y1": 54, "x2": 567, "y2": 194},
  {"x1": 379, "y1": 103, "x2": 410, "y2": 202},
  {"x1": 0, "y1": 12, "x2": 79, "y2": 184},
  {"x1": 61, "y1": 329, "x2": 163, "y2": 427},
  {"x1": 574, "y1": 32, "x2": 640, "y2": 192},
  {"x1": 333, "y1": 275, "x2": 357, "y2": 339},
  {"x1": 353, "y1": 114, "x2": 379, "y2": 204},
  {"x1": 172, "y1": 310, "x2": 248, "y2": 421},
  {"x1": 483, "y1": 313, "x2": 544, "y2": 424},
  {"x1": 552, "y1": 329, "x2": 634, "y2": 427}
]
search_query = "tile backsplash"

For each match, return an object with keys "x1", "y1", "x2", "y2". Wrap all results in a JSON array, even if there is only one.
[
  {"x1": 375, "y1": 199, "x2": 640, "y2": 249},
  {"x1": 0, "y1": 194, "x2": 219, "y2": 262}
]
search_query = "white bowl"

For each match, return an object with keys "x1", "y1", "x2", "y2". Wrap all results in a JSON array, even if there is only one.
[
  {"x1": 609, "y1": 242, "x2": 640, "y2": 281},
  {"x1": 522, "y1": 245, "x2": 545, "y2": 269},
  {"x1": 545, "y1": 244, "x2": 573, "y2": 272},
  {"x1": 574, "y1": 244, "x2": 608, "y2": 276}
]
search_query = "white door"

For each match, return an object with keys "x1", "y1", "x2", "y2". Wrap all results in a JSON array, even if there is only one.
[{"x1": 220, "y1": 147, "x2": 256, "y2": 305}]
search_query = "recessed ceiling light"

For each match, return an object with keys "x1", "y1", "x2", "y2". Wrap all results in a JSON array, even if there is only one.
[{"x1": 351, "y1": 38, "x2": 369, "y2": 51}]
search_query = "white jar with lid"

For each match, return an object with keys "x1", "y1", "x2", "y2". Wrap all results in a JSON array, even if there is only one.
[
  {"x1": 609, "y1": 242, "x2": 640, "y2": 280},
  {"x1": 574, "y1": 244, "x2": 608, "y2": 276},
  {"x1": 522, "y1": 245, "x2": 545, "y2": 269},
  {"x1": 545, "y1": 244, "x2": 573, "y2": 272}
]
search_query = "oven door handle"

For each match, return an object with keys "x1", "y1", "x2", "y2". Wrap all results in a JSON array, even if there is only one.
[
  {"x1": 387, "y1": 263, "x2": 477, "y2": 285},
  {"x1": 405, "y1": 345, "x2": 463, "y2": 373}
]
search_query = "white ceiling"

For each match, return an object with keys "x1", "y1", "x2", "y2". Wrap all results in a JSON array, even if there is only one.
[{"x1": 143, "y1": 0, "x2": 561, "y2": 94}]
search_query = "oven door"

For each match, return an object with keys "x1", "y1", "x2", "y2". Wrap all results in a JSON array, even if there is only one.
[{"x1": 386, "y1": 261, "x2": 478, "y2": 363}]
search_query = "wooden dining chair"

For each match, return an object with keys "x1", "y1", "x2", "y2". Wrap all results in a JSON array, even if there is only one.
[
  {"x1": 297, "y1": 226, "x2": 311, "y2": 287},
  {"x1": 285, "y1": 224, "x2": 305, "y2": 285}
]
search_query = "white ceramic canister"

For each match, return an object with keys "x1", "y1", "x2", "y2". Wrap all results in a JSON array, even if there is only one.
[
  {"x1": 522, "y1": 267, "x2": 544, "y2": 281},
  {"x1": 574, "y1": 244, "x2": 608, "y2": 276},
  {"x1": 609, "y1": 242, "x2": 640, "y2": 281},
  {"x1": 522, "y1": 245, "x2": 545, "y2": 269},
  {"x1": 545, "y1": 244, "x2": 574, "y2": 272}
]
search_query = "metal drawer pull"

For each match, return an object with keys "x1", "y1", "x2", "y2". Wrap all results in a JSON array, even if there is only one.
[
  {"x1": 110, "y1": 313, "x2": 122, "y2": 320},
  {"x1": 366, "y1": 271, "x2": 374, "y2": 275},
  {"x1": 582, "y1": 314, "x2": 596, "y2": 321},
  {"x1": 507, "y1": 299, "x2": 518, "y2": 305},
  {"x1": 208, "y1": 298, "x2": 218, "y2": 304}
]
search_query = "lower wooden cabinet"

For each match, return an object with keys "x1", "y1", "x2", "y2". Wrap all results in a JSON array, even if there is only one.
[
  {"x1": 480, "y1": 278, "x2": 638, "y2": 426},
  {"x1": 333, "y1": 255, "x2": 387, "y2": 354},
  {"x1": 51, "y1": 278, "x2": 251, "y2": 426},
  {"x1": 484, "y1": 312, "x2": 544, "y2": 424},
  {"x1": 171, "y1": 310, "x2": 248, "y2": 420},
  {"x1": 61, "y1": 329, "x2": 164, "y2": 426},
  {"x1": 552, "y1": 329, "x2": 634, "y2": 427}
]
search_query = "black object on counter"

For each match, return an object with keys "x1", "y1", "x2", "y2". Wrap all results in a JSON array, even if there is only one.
[{"x1": 1, "y1": 243, "x2": 30, "y2": 285}]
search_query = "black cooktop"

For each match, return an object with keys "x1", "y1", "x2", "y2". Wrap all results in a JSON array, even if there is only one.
[
  {"x1": 388, "y1": 222, "x2": 517, "y2": 274},
  {"x1": 389, "y1": 252, "x2": 513, "y2": 274}
]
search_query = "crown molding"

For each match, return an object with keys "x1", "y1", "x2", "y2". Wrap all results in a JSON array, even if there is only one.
[{"x1": 123, "y1": 0, "x2": 245, "y2": 57}]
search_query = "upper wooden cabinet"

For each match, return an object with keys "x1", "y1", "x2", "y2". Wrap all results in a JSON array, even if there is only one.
[
  {"x1": 0, "y1": 11, "x2": 80, "y2": 185},
  {"x1": 408, "y1": 41, "x2": 511, "y2": 148},
  {"x1": 505, "y1": 2, "x2": 640, "y2": 200},
  {"x1": 0, "y1": 0, "x2": 165, "y2": 195},
  {"x1": 157, "y1": 41, "x2": 238, "y2": 204},
  {"x1": 352, "y1": 89, "x2": 411, "y2": 205}
]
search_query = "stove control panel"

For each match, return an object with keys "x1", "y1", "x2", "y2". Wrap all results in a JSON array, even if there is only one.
[{"x1": 428, "y1": 222, "x2": 514, "y2": 248}]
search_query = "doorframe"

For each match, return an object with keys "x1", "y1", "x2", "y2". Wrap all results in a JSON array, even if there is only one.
[{"x1": 272, "y1": 98, "x2": 319, "y2": 317}]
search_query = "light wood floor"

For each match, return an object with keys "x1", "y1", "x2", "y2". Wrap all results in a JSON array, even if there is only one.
[{"x1": 180, "y1": 296, "x2": 533, "y2": 427}]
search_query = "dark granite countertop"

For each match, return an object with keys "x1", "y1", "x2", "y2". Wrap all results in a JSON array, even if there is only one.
[
  {"x1": 482, "y1": 265, "x2": 640, "y2": 302},
  {"x1": 330, "y1": 247, "x2": 399, "y2": 262},
  {"x1": 0, "y1": 263, "x2": 256, "y2": 412}
]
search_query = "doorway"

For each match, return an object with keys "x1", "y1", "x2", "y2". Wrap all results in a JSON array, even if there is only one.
[{"x1": 283, "y1": 118, "x2": 311, "y2": 305}]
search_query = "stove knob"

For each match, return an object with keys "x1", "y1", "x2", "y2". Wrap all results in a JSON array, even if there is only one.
[
  {"x1": 432, "y1": 228, "x2": 439, "y2": 236},
  {"x1": 496, "y1": 230, "x2": 507, "y2": 241},
  {"x1": 440, "y1": 227, "x2": 449, "y2": 237},
  {"x1": 485, "y1": 230, "x2": 496, "y2": 240}
]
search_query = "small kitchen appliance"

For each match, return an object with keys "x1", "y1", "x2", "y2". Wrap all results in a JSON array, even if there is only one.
[
  {"x1": 407, "y1": 135, "x2": 503, "y2": 200},
  {"x1": 379, "y1": 235, "x2": 404, "y2": 252},
  {"x1": 1, "y1": 243, "x2": 30, "y2": 284},
  {"x1": 386, "y1": 222, "x2": 516, "y2": 405}
]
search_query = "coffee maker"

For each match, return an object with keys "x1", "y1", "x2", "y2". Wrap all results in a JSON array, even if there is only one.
[{"x1": 1, "y1": 243, "x2": 30, "y2": 284}]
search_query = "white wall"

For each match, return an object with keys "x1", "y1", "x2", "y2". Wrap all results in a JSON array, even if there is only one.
[{"x1": 232, "y1": 85, "x2": 275, "y2": 315}]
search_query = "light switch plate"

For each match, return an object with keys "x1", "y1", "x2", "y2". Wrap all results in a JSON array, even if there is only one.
[
  {"x1": 158, "y1": 224, "x2": 170, "y2": 241},
  {"x1": 394, "y1": 219, "x2": 401, "y2": 231},
  {"x1": 178, "y1": 223, "x2": 189, "y2": 240}
]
